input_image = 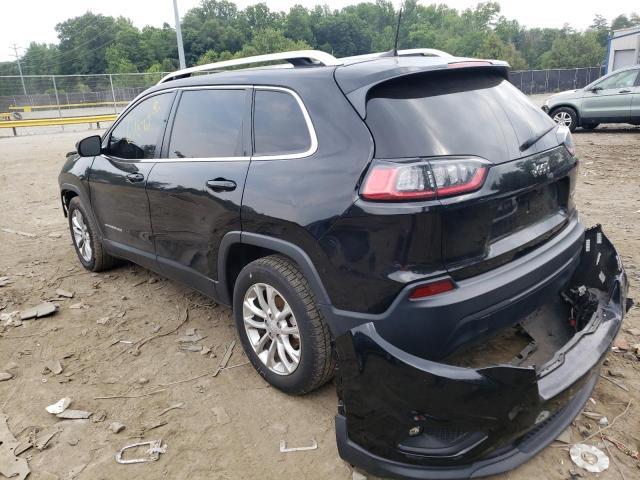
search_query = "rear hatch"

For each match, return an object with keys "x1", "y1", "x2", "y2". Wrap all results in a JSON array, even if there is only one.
[{"x1": 353, "y1": 65, "x2": 577, "y2": 278}]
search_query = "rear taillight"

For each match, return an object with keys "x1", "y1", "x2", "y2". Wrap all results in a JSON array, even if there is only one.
[
  {"x1": 361, "y1": 157, "x2": 489, "y2": 201},
  {"x1": 555, "y1": 125, "x2": 576, "y2": 156}
]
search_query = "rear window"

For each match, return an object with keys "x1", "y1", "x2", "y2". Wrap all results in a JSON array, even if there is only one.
[
  {"x1": 253, "y1": 90, "x2": 311, "y2": 156},
  {"x1": 365, "y1": 70, "x2": 553, "y2": 163}
]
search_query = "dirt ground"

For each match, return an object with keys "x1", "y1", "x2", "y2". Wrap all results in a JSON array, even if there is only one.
[{"x1": 0, "y1": 124, "x2": 639, "y2": 480}]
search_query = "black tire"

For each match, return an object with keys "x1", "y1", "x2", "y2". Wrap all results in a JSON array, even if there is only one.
[
  {"x1": 233, "y1": 254, "x2": 335, "y2": 395},
  {"x1": 67, "y1": 197, "x2": 117, "y2": 272},
  {"x1": 550, "y1": 107, "x2": 578, "y2": 132},
  {"x1": 582, "y1": 123, "x2": 599, "y2": 130}
]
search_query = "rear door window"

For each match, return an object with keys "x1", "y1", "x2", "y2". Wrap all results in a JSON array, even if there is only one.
[
  {"x1": 107, "y1": 93, "x2": 173, "y2": 160},
  {"x1": 253, "y1": 90, "x2": 311, "y2": 156},
  {"x1": 365, "y1": 70, "x2": 554, "y2": 163},
  {"x1": 168, "y1": 89, "x2": 247, "y2": 158}
]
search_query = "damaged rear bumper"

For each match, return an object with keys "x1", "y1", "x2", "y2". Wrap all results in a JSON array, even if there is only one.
[{"x1": 335, "y1": 226, "x2": 630, "y2": 479}]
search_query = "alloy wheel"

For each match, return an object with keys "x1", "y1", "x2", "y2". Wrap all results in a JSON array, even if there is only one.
[
  {"x1": 553, "y1": 111, "x2": 572, "y2": 127},
  {"x1": 242, "y1": 283, "x2": 301, "y2": 375},
  {"x1": 71, "y1": 209, "x2": 92, "y2": 262}
]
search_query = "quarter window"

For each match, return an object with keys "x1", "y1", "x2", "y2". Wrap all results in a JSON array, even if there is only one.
[
  {"x1": 108, "y1": 93, "x2": 172, "y2": 160},
  {"x1": 168, "y1": 89, "x2": 246, "y2": 158},
  {"x1": 253, "y1": 90, "x2": 311, "y2": 156}
]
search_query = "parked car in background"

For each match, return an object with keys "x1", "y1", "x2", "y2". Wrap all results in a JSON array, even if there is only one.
[
  {"x1": 59, "y1": 50, "x2": 630, "y2": 480},
  {"x1": 543, "y1": 65, "x2": 640, "y2": 131}
]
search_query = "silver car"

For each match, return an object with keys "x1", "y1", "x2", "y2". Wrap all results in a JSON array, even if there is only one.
[{"x1": 542, "y1": 65, "x2": 640, "y2": 131}]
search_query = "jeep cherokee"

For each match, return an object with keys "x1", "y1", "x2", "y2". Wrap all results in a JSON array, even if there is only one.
[{"x1": 59, "y1": 49, "x2": 630, "y2": 479}]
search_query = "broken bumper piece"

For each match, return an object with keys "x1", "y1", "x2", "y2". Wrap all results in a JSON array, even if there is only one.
[{"x1": 335, "y1": 226, "x2": 630, "y2": 479}]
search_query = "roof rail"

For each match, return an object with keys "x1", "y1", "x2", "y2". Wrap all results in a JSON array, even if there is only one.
[
  {"x1": 158, "y1": 50, "x2": 340, "y2": 84},
  {"x1": 339, "y1": 48, "x2": 452, "y2": 63}
]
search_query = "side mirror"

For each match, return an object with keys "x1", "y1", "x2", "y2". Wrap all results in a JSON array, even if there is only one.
[
  {"x1": 76, "y1": 135, "x2": 102, "y2": 157},
  {"x1": 590, "y1": 86, "x2": 602, "y2": 93}
]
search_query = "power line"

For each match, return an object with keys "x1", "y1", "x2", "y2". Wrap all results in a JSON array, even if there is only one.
[{"x1": 10, "y1": 44, "x2": 27, "y2": 96}]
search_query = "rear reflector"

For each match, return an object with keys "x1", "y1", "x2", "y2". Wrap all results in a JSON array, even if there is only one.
[
  {"x1": 361, "y1": 157, "x2": 489, "y2": 201},
  {"x1": 409, "y1": 279, "x2": 456, "y2": 299}
]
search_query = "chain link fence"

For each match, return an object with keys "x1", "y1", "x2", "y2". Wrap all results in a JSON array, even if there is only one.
[
  {"x1": 509, "y1": 66, "x2": 605, "y2": 95},
  {"x1": 0, "y1": 73, "x2": 167, "y2": 119}
]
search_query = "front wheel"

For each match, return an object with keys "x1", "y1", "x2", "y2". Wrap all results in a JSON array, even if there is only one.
[
  {"x1": 67, "y1": 197, "x2": 116, "y2": 272},
  {"x1": 233, "y1": 255, "x2": 335, "y2": 395},
  {"x1": 551, "y1": 107, "x2": 578, "y2": 132}
]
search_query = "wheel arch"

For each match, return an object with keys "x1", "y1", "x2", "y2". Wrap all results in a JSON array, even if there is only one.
[
  {"x1": 217, "y1": 232, "x2": 331, "y2": 310},
  {"x1": 59, "y1": 182, "x2": 103, "y2": 238},
  {"x1": 60, "y1": 187, "x2": 79, "y2": 217}
]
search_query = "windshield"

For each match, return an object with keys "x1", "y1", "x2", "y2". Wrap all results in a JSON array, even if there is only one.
[{"x1": 365, "y1": 69, "x2": 556, "y2": 163}]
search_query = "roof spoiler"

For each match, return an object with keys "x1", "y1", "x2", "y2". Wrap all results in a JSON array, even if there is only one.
[{"x1": 343, "y1": 58, "x2": 510, "y2": 118}]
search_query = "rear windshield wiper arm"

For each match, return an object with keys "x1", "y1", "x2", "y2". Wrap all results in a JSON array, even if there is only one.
[{"x1": 519, "y1": 124, "x2": 556, "y2": 152}]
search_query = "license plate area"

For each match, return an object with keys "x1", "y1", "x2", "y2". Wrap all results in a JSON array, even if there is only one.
[{"x1": 490, "y1": 182, "x2": 564, "y2": 242}]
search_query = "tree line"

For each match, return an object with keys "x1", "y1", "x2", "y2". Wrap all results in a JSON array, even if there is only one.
[{"x1": 1, "y1": 0, "x2": 639, "y2": 77}]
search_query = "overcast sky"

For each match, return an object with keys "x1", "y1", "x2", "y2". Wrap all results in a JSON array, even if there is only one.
[{"x1": 2, "y1": 0, "x2": 636, "y2": 62}]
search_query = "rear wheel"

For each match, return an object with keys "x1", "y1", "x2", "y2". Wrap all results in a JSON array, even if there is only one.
[
  {"x1": 67, "y1": 197, "x2": 116, "y2": 272},
  {"x1": 551, "y1": 107, "x2": 578, "y2": 132},
  {"x1": 233, "y1": 254, "x2": 334, "y2": 395}
]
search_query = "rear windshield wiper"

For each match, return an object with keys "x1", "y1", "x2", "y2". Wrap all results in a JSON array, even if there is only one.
[{"x1": 519, "y1": 124, "x2": 556, "y2": 152}]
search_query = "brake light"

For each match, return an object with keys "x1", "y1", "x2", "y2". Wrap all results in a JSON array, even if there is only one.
[
  {"x1": 409, "y1": 279, "x2": 456, "y2": 299},
  {"x1": 360, "y1": 164, "x2": 436, "y2": 200},
  {"x1": 361, "y1": 158, "x2": 489, "y2": 201},
  {"x1": 448, "y1": 61, "x2": 493, "y2": 69}
]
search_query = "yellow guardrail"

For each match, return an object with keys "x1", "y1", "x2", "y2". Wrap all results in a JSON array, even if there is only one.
[
  {"x1": 0, "y1": 114, "x2": 118, "y2": 135},
  {"x1": 9, "y1": 101, "x2": 129, "y2": 112}
]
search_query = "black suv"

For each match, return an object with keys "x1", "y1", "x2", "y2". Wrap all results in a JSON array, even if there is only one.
[{"x1": 59, "y1": 50, "x2": 629, "y2": 479}]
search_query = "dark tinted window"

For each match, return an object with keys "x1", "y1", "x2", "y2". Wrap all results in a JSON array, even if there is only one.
[
  {"x1": 168, "y1": 89, "x2": 246, "y2": 158},
  {"x1": 108, "y1": 93, "x2": 172, "y2": 159},
  {"x1": 366, "y1": 70, "x2": 554, "y2": 163},
  {"x1": 254, "y1": 90, "x2": 311, "y2": 156}
]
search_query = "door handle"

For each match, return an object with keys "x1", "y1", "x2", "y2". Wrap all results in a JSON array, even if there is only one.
[
  {"x1": 126, "y1": 172, "x2": 145, "y2": 183},
  {"x1": 206, "y1": 178, "x2": 237, "y2": 192},
  {"x1": 619, "y1": 89, "x2": 631, "y2": 93}
]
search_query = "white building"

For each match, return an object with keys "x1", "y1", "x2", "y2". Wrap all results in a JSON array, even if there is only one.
[{"x1": 607, "y1": 26, "x2": 640, "y2": 73}]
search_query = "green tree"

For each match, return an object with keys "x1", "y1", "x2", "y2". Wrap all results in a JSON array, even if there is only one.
[
  {"x1": 611, "y1": 13, "x2": 640, "y2": 30},
  {"x1": 231, "y1": 28, "x2": 309, "y2": 58},
  {"x1": 105, "y1": 45, "x2": 138, "y2": 73},
  {"x1": 314, "y1": 13, "x2": 373, "y2": 56},
  {"x1": 140, "y1": 24, "x2": 178, "y2": 68},
  {"x1": 6, "y1": 0, "x2": 640, "y2": 79},
  {"x1": 589, "y1": 14, "x2": 610, "y2": 47},
  {"x1": 285, "y1": 5, "x2": 314, "y2": 44},
  {"x1": 55, "y1": 12, "x2": 120, "y2": 74},
  {"x1": 20, "y1": 43, "x2": 61, "y2": 75},
  {"x1": 540, "y1": 31, "x2": 606, "y2": 68}
]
